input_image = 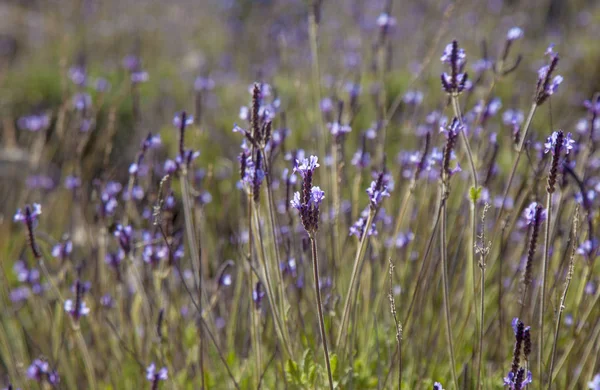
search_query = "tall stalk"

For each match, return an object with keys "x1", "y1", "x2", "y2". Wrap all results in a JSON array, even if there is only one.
[
  {"x1": 309, "y1": 235, "x2": 334, "y2": 390},
  {"x1": 252, "y1": 205, "x2": 293, "y2": 357},
  {"x1": 493, "y1": 103, "x2": 538, "y2": 236},
  {"x1": 475, "y1": 204, "x2": 490, "y2": 390},
  {"x1": 548, "y1": 207, "x2": 578, "y2": 389},
  {"x1": 439, "y1": 182, "x2": 459, "y2": 390},
  {"x1": 450, "y1": 94, "x2": 479, "y2": 325},
  {"x1": 336, "y1": 210, "x2": 376, "y2": 348},
  {"x1": 261, "y1": 147, "x2": 289, "y2": 321},
  {"x1": 180, "y1": 168, "x2": 206, "y2": 382},
  {"x1": 539, "y1": 191, "x2": 552, "y2": 386}
]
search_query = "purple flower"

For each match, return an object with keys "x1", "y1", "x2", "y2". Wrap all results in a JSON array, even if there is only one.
[
  {"x1": 506, "y1": 27, "x2": 524, "y2": 41},
  {"x1": 522, "y1": 202, "x2": 547, "y2": 226},
  {"x1": 146, "y1": 363, "x2": 168, "y2": 382},
  {"x1": 51, "y1": 239, "x2": 73, "y2": 261},
  {"x1": 366, "y1": 178, "x2": 390, "y2": 208},
  {"x1": 433, "y1": 382, "x2": 445, "y2": 390},
  {"x1": 441, "y1": 43, "x2": 466, "y2": 66},
  {"x1": 130, "y1": 71, "x2": 149, "y2": 83},
  {"x1": 114, "y1": 224, "x2": 134, "y2": 254},
  {"x1": 327, "y1": 122, "x2": 352, "y2": 137},
  {"x1": 27, "y1": 359, "x2": 49, "y2": 381},
  {"x1": 17, "y1": 114, "x2": 50, "y2": 132},
  {"x1": 68, "y1": 65, "x2": 87, "y2": 85},
  {"x1": 584, "y1": 98, "x2": 600, "y2": 116},
  {"x1": 589, "y1": 373, "x2": 600, "y2": 390},
  {"x1": 173, "y1": 113, "x2": 194, "y2": 128},
  {"x1": 350, "y1": 213, "x2": 377, "y2": 239},
  {"x1": 73, "y1": 93, "x2": 92, "y2": 111},
  {"x1": 376, "y1": 12, "x2": 396, "y2": 27},
  {"x1": 14, "y1": 203, "x2": 41, "y2": 224},
  {"x1": 310, "y1": 186, "x2": 325, "y2": 206},
  {"x1": 294, "y1": 156, "x2": 320, "y2": 177},
  {"x1": 101, "y1": 294, "x2": 114, "y2": 308},
  {"x1": 105, "y1": 251, "x2": 124, "y2": 269},
  {"x1": 64, "y1": 299, "x2": 90, "y2": 318},
  {"x1": 535, "y1": 46, "x2": 561, "y2": 105},
  {"x1": 441, "y1": 41, "x2": 469, "y2": 94},
  {"x1": 544, "y1": 131, "x2": 574, "y2": 155},
  {"x1": 64, "y1": 175, "x2": 81, "y2": 190}
]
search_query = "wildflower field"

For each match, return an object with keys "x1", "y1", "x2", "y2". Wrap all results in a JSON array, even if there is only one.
[{"x1": 1, "y1": 0, "x2": 600, "y2": 389}]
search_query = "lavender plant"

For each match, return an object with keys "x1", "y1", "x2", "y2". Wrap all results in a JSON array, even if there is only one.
[{"x1": 2, "y1": 2, "x2": 600, "y2": 389}]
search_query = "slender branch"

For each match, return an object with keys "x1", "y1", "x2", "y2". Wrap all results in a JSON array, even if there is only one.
[
  {"x1": 548, "y1": 207, "x2": 579, "y2": 388},
  {"x1": 310, "y1": 236, "x2": 334, "y2": 390},
  {"x1": 440, "y1": 182, "x2": 459, "y2": 389},
  {"x1": 336, "y1": 209, "x2": 376, "y2": 348}
]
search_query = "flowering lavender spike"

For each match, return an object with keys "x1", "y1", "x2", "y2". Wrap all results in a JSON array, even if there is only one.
[
  {"x1": 14, "y1": 204, "x2": 42, "y2": 258},
  {"x1": 534, "y1": 46, "x2": 561, "y2": 105},
  {"x1": 441, "y1": 40, "x2": 469, "y2": 94},
  {"x1": 545, "y1": 130, "x2": 571, "y2": 193},
  {"x1": 290, "y1": 156, "x2": 324, "y2": 234},
  {"x1": 366, "y1": 173, "x2": 391, "y2": 209}
]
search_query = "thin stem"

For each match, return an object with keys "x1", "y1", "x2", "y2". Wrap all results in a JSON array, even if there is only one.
[
  {"x1": 246, "y1": 202, "x2": 261, "y2": 387},
  {"x1": 180, "y1": 169, "x2": 205, "y2": 382},
  {"x1": 74, "y1": 325, "x2": 97, "y2": 390},
  {"x1": 493, "y1": 103, "x2": 538, "y2": 237},
  {"x1": 539, "y1": 192, "x2": 552, "y2": 386},
  {"x1": 477, "y1": 259, "x2": 485, "y2": 390},
  {"x1": 548, "y1": 208, "x2": 578, "y2": 388},
  {"x1": 476, "y1": 204, "x2": 490, "y2": 390},
  {"x1": 336, "y1": 209, "x2": 376, "y2": 348},
  {"x1": 310, "y1": 236, "x2": 334, "y2": 390},
  {"x1": 252, "y1": 205, "x2": 293, "y2": 357},
  {"x1": 440, "y1": 183, "x2": 459, "y2": 389},
  {"x1": 450, "y1": 94, "x2": 478, "y2": 188},
  {"x1": 450, "y1": 94, "x2": 479, "y2": 328},
  {"x1": 261, "y1": 147, "x2": 289, "y2": 323}
]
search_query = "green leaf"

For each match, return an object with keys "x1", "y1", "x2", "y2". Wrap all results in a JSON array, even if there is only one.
[
  {"x1": 285, "y1": 359, "x2": 302, "y2": 384},
  {"x1": 330, "y1": 354, "x2": 338, "y2": 379},
  {"x1": 469, "y1": 186, "x2": 482, "y2": 203}
]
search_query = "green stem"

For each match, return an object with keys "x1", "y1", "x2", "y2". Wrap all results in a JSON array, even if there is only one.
[
  {"x1": 180, "y1": 169, "x2": 206, "y2": 382},
  {"x1": 539, "y1": 192, "x2": 553, "y2": 386},
  {"x1": 310, "y1": 236, "x2": 334, "y2": 390},
  {"x1": 440, "y1": 183, "x2": 459, "y2": 389},
  {"x1": 336, "y1": 210, "x2": 376, "y2": 349},
  {"x1": 252, "y1": 205, "x2": 293, "y2": 358}
]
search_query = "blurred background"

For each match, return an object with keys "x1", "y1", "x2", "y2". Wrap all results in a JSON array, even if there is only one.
[{"x1": 1, "y1": 1, "x2": 599, "y2": 216}]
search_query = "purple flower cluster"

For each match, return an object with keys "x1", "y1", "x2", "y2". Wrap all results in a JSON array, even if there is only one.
[
  {"x1": 544, "y1": 131, "x2": 575, "y2": 155},
  {"x1": 441, "y1": 41, "x2": 469, "y2": 94},
  {"x1": 290, "y1": 156, "x2": 325, "y2": 234},
  {"x1": 504, "y1": 318, "x2": 532, "y2": 389},
  {"x1": 146, "y1": 363, "x2": 168, "y2": 388},
  {"x1": 534, "y1": 45, "x2": 562, "y2": 105},
  {"x1": 27, "y1": 359, "x2": 59, "y2": 385},
  {"x1": 366, "y1": 171, "x2": 391, "y2": 210},
  {"x1": 14, "y1": 203, "x2": 42, "y2": 258}
]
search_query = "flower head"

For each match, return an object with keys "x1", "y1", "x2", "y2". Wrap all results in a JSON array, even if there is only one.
[
  {"x1": 441, "y1": 40, "x2": 469, "y2": 94},
  {"x1": 294, "y1": 156, "x2": 320, "y2": 177},
  {"x1": 507, "y1": 27, "x2": 524, "y2": 41},
  {"x1": 534, "y1": 46, "x2": 561, "y2": 105},
  {"x1": 146, "y1": 363, "x2": 168, "y2": 382}
]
